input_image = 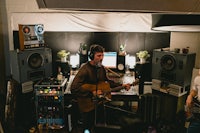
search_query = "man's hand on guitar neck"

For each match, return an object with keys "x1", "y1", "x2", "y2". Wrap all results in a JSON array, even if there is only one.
[
  {"x1": 122, "y1": 78, "x2": 139, "y2": 91},
  {"x1": 122, "y1": 83, "x2": 131, "y2": 91}
]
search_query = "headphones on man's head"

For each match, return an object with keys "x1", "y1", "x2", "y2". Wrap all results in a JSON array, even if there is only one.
[{"x1": 89, "y1": 44, "x2": 104, "y2": 60}]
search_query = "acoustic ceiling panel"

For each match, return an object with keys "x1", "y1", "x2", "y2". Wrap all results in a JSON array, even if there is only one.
[{"x1": 36, "y1": 0, "x2": 200, "y2": 13}]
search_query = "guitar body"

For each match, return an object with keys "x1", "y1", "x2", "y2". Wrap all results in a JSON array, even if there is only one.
[
  {"x1": 191, "y1": 98, "x2": 200, "y2": 118},
  {"x1": 77, "y1": 80, "x2": 139, "y2": 112},
  {"x1": 77, "y1": 82, "x2": 111, "y2": 112},
  {"x1": 186, "y1": 97, "x2": 200, "y2": 121}
]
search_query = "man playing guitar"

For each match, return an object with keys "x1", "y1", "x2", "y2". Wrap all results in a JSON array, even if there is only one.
[
  {"x1": 71, "y1": 44, "x2": 133, "y2": 132},
  {"x1": 186, "y1": 69, "x2": 200, "y2": 133}
]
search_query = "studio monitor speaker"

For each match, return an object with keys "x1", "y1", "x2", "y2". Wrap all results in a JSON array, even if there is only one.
[
  {"x1": 18, "y1": 24, "x2": 45, "y2": 50},
  {"x1": 117, "y1": 55, "x2": 125, "y2": 73},
  {"x1": 135, "y1": 62, "x2": 152, "y2": 82},
  {"x1": 152, "y1": 50, "x2": 196, "y2": 86},
  {"x1": 10, "y1": 48, "x2": 52, "y2": 83},
  {"x1": 79, "y1": 54, "x2": 88, "y2": 67}
]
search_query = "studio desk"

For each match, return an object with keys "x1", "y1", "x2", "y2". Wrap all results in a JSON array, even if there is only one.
[
  {"x1": 110, "y1": 91, "x2": 139, "y2": 103},
  {"x1": 64, "y1": 91, "x2": 139, "y2": 108},
  {"x1": 64, "y1": 89, "x2": 140, "y2": 124}
]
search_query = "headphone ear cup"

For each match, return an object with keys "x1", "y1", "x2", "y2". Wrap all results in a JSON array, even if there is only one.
[{"x1": 89, "y1": 52, "x2": 94, "y2": 60}]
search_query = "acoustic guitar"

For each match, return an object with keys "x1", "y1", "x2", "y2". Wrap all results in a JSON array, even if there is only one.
[
  {"x1": 77, "y1": 80, "x2": 139, "y2": 112},
  {"x1": 77, "y1": 82, "x2": 111, "y2": 112}
]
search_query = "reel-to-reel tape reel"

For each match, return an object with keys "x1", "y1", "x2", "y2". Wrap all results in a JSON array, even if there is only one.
[{"x1": 19, "y1": 24, "x2": 46, "y2": 50}]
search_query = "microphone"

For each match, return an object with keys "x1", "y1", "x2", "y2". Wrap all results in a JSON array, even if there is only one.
[
  {"x1": 92, "y1": 95, "x2": 111, "y2": 102},
  {"x1": 96, "y1": 62, "x2": 102, "y2": 68},
  {"x1": 98, "y1": 95, "x2": 111, "y2": 102}
]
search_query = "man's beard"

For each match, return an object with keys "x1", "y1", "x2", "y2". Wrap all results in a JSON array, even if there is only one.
[{"x1": 95, "y1": 61, "x2": 102, "y2": 68}]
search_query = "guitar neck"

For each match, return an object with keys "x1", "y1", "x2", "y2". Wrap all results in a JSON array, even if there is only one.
[
  {"x1": 193, "y1": 98, "x2": 200, "y2": 107},
  {"x1": 130, "y1": 79, "x2": 139, "y2": 86}
]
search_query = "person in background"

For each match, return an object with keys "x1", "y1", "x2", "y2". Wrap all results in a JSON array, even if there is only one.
[
  {"x1": 70, "y1": 44, "x2": 131, "y2": 132},
  {"x1": 186, "y1": 69, "x2": 200, "y2": 133}
]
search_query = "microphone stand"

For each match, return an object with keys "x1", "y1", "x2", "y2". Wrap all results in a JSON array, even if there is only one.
[{"x1": 94, "y1": 65, "x2": 99, "y2": 126}]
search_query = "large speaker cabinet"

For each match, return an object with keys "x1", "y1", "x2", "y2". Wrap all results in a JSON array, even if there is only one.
[
  {"x1": 152, "y1": 50, "x2": 196, "y2": 87},
  {"x1": 10, "y1": 48, "x2": 52, "y2": 83}
]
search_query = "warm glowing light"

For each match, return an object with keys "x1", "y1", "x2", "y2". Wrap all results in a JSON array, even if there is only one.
[
  {"x1": 70, "y1": 53, "x2": 80, "y2": 68},
  {"x1": 126, "y1": 54, "x2": 136, "y2": 69}
]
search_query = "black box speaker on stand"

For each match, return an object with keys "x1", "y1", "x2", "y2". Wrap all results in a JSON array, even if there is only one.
[
  {"x1": 135, "y1": 62, "x2": 152, "y2": 94},
  {"x1": 54, "y1": 61, "x2": 70, "y2": 79},
  {"x1": 79, "y1": 53, "x2": 88, "y2": 67}
]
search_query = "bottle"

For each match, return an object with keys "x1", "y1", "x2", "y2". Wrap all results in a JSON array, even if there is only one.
[
  {"x1": 182, "y1": 47, "x2": 189, "y2": 54},
  {"x1": 57, "y1": 67, "x2": 63, "y2": 81}
]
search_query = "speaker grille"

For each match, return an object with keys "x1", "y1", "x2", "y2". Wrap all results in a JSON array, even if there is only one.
[
  {"x1": 28, "y1": 53, "x2": 43, "y2": 69},
  {"x1": 160, "y1": 54, "x2": 176, "y2": 71}
]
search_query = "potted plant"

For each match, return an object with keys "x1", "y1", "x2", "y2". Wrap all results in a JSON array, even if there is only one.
[
  {"x1": 80, "y1": 43, "x2": 88, "y2": 55},
  {"x1": 136, "y1": 50, "x2": 150, "y2": 63},
  {"x1": 119, "y1": 44, "x2": 126, "y2": 55},
  {"x1": 57, "y1": 50, "x2": 70, "y2": 62}
]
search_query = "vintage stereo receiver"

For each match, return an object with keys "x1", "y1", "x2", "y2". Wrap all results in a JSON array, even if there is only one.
[{"x1": 18, "y1": 24, "x2": 46, "y2": 50}]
